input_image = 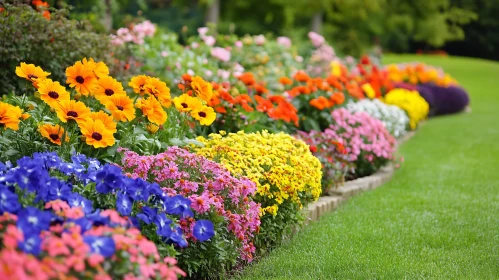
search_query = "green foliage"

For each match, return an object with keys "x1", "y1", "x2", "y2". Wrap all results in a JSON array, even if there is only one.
[{"x1": 0, "y1": 3, "x2": 113, "y2": 94}]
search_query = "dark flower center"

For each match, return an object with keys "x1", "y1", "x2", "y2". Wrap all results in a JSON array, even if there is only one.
[
  {"x1": 67, "y1": 111, "x2": 78, "y2": 118},
  {"x1": 28, "y1": 74, "x2": 38, "y2": 80},
  {"x1": 198, "y1": 112, "x2": 207, "y2": 118},
  {"x1": 181, "y1": 103, "x2": 188, "y2": 108},
  {"x1": 76, "y1": 76, "x2": 85, "y2": 84},
  {"x1": 91, "y1": 132, "x2": 103, "y2": 141},
  {"x1": 117, "y1": 105, "x2": 124, "y2": 111},
  {"x1": 49, "y1": 134, "x2": 59, "y2": 141},
  {"x1": 48, "y1": 91, "x2": 59, "y2": 99},
  {"x1": 105, "y1": 89, "x2": 114, "y2": 96}
]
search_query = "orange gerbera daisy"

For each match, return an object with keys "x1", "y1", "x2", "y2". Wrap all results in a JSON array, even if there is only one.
[
  {"x1": 190, "y1": 76, "x2": 213, "y2": 102},
  {"x1": 79, "y1": 119, "x2": 115, "y2": 148},
  {"x1": 37, "y1": 79, "x2": 70, "y2": 108},
  {"x1": 39, "y1": 124, "x2": 66, "y2": 145},
  {"x1": 104, "y1": 94, "x2": 136, "y2": 122},
  {"x1": 65, "y1": 61, "x2": 97, "y2": 96},
  {"x1": 0, "y1": 102, "x2": 26, "y2": 131},
  {"x1": 128, "y1": 75, "x2": 149, "y2": 95},
  {"x1": 88, "y1": 111, "x2": 117, "y2": 133},
  {"x1": 81, "y1": 57, "x2": 109, "y2": 79},
  {"x1": 15, "y1": 62, "x2": 50, "y2": 86},
  {"x1": 94, "y1": 76, "x2": 126, "y2": 102},
  {"x1": 173, "y1": 94, "x2": 202, "y2": 112},
  {"x1": 144, "y1": 77, "x2": 172, "y2": 108},
  {"x1": 135, "y1": 96, "x2": 167, "y2": 125},
  {"x1": 55, "y1": 100, "x2": 91, "y2": 124},
  {"x1": 191, "y1": 105, "x2": 216, "y2": 126}
]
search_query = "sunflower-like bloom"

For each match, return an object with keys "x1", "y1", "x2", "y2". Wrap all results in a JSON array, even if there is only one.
[
  {"x1": 143, "y1": 77, "x2": 172, "y2": 108},
  {"x1": 0, "y1": 102, "x2": 28, "y2": 131},
  {"x1": 128, "y1": 75, "x2": 149, "y2": 95},
  {"x1": 104, "y1": 94, "x2": 136, "y2": 122},
  {"x1": 135, "y1": 96, "x2": 167, "y2": 125},
  {"x1": 81, "y1": 57, "x2": 109, "y2": 79},
  {"x1": 88, "y1": 111, "x2": 117, "y2": 133},
  {"x1": 173, "y1": 94, "x2": 202, "y2": 112},
  {"x1": 79, "y1": 118, "x2": 115, "y2": 148},
  {"x1": 39, "y1": 124, "x2": 66, "y2": 145},
  {"x1": 190, "y1": 76, "x2": 213, "y2": 102},
  {"x1": 37, "y1": 79, "x2": 70, "y2": 108},
  {"x1": 94, "y1": 76, "x2": 126, "y2": 103},
  {"x1": 55, "y1": 99, "x2": 91, "y2": 124},
  {"x1": 15, "y1": 62, "x2": 51, "y2": 87},
  {"x1": 65, "y1": 61, "x2": 97, "y2": 96},
  {"x1": 191, "y1": 105, "x2": 216, "y2": 126}
]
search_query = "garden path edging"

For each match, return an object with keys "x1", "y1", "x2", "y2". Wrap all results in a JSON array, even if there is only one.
[{"x1": 303, "y1": 128, "x2": 418, "y2": 224}]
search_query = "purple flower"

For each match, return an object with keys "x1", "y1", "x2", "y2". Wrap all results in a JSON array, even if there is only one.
[
  {"x1": 136, "y1": 206, "x2": 157, "y2": 224},
  {"x1": 16, "y1": 207, "x2": 51, "y2": 235},
  {"x1": 169, "y1": 226, "x2": 188, "y2": 248},
  {"x1": 165, "y1": 195, "x2": 193, "y2": 218},
  {"x1": 95, "y1": 164, "x2": 124, "y2": 194},
  {"x1": 67, "y1": 193, "x2": 93, "y2": 214},
  {"x1": 0, "y1": 186, "x2": 21, "y2": 214},
  {"x1": 83, "y1": 236, "x2": 116, "y2": 257},
  {"x1": 18, "y1": 234, "x2": 42, "y2": 255},
  {"x1": 116, "y1": 192, "x2": 133, "y2": 216},
  {"x1": 193, "y1": 220, "x2": 215, "y2": 242},
  {"x1": 154, "y1": 212, "x2": 172, "y2": 238}
]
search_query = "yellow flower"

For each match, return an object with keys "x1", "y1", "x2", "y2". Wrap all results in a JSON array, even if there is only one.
[
  {"x1": 37, "y1": 79, "x2": 70, "y2": 108},
  {"x1": 94, "y1": 76, "x2": 126, "y2": 103},
  {"x1": 15, "y1": 62, "x2": 51, "y2": 84},
  {"x1": 128, "y1": 75, "x2": 150, "y2": 95},
  {"x1": 104, "y1": 94, "x2": 136, "y2": 122},
  {"x1": 383, "y1": 88, "x2": 429, "y2": 130},
  {"x1": 39, "y1": 124, "x2": 66, "y2": 145},
  {"x1": 191, "y1": 105, "x2": 216, "y2": 126},
  {"x1": 81, "y1": 57, "x2": 109, "y2": 78},
  {"x1": 173, "y1": 94, "x2": 202, "y2": 112},
  {"x1": 0, "y1": 102, "x2": 26, "y2": 131},
  {"x1": 79, "y1": 118, "x2": 115, "y2": 148},
  {"x1": 55, "y1": 99, "x2": 91, "y2": 124},
  {"x1": 361, "y1": 83, "x2": 376, "y2": 99},
  {"x1": 88, "y1": 111, "x2": 117, "y2": 133},
  {"x1": 146, "y1": 123, "x2": 160, "y2": 134},
  {"x1": 143, "y1": 77, "x2": 172, "y2": 108},
  {"x1": 65, "y1": 61, "x2": 97, "y2": 96},
  {"x1": 135, "y1": 96, "x2": 167, "y2": 125},
  {"x1": 190, "y1": 76, "x2": 213, "y2": 102}
]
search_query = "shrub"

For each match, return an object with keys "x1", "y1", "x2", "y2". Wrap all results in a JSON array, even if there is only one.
[
  {"x1": 326, "y1": 108, "x2": 396, "y2": 178},
  {"x1": 119, "y1": 147, "x2": 261, "y2": 278},
  {"x1": 193, "y1": 131, "x2": 322, "y2": 252},
  {"x1": 346, "y1": 99, "x2": 410, "y2": 138},
  {"x1": 383, "y1": 88, "x2": 429, "y2": 129},
  {"x1": 0, "y1": 3, "x2": 113, "y2": 94},
  {"x1": 294, "y1": 130, "x2": 354, "y2": 194}
]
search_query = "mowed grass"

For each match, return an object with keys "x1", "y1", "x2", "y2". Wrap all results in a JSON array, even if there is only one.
[{"x1": 236, "y1": 55, "x2": 499, "y2": 279}]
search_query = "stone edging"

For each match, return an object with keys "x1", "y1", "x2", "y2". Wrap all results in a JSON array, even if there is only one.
[{"x1": 303, "y1": 128, "x2": 418, "y2": 224}]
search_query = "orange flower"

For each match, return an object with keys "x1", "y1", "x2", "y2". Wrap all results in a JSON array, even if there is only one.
[
  {"x1": 190, "y1": 76, "x2": 213, "y2": 102},
  {"x1": 330, "y1": 92, "x2": 345, "y2": 105},
  {"x1": 237, "y1": 72, "x2": 256, "y2": 86},
  {"x1": 135, "y1": 96, "x2": 167, "y2": 125},
  {"x1": 293, "y1": 71, "x2": 310, "y2": 82},
  {"x1": 37, "y1": 79, "x2": 70, "y2": 108},
  {"x1": 39, "y1": 124, "x2": 66, "y2": 145},
  {"x1": 326, "y1": 76, "x2": 344, "y2": 91},
  {"x1": 279, "y1": 76, "x2": 293, "y2": 85},
  {"x1": 79, "y1": 119, "x2": 115, "y2": 148},
  {"x1": 81, "y1": 58, "x2": 109, "y2": 79},
  {"x1": 129, "y1": 75, "x2": 149, "y2": 95},
  {"x1": 104, "y1": 94, "x2": 136, "y2": 122},
  {"x1": 15, "y1": 62, "x2": 50, "y2": 85},
  {"x1": 88, "y1": 111, "x2": 117, "y2": 133},
  {"x1": 181, "y1": 73, "x2": 192, "y2": 82},
  {"x1": 215, "y1": 106, "x2": 227, "y2": 114},
  {"x1": 144, "y1": 77, "x2": 172, "y2": 108},
  {"x1": 0, "y1": 102, "x2": 25, "y2": 131},
  {"x1": 254, "y1": 95, "x2": 273, "y2": 112},
  {"x1": 65, "y1": 61, "x2": 97, "y2": 96},
  {"x1": 94, "y1": 76, "x2": 126, "y2": 102},
  {"x1": 55, "y1": 100, "x2": 91, "y2": 124},
  {"x1": 253, "y1": 84, "x2": 269, "y2": 95},
  {"x1": 309, "y1": 96, "x2": 330, "y2": 110}
]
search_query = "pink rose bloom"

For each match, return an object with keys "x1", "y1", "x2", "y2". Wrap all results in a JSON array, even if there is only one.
[
  {"x1": 203, "y1": 35, "x2": 216, "y2": 46},
  {"x1": 136, "y1": 20, "x2": 156, "y2": 37},
  {"x1": 211, "y1": 47, "x2": 231, "y2": 62},
  {"x1": 277, "y1": 36, "x2": 292, "y2": 48},
  {"x1": 308, "y1": 31, "x2": 325, "y2": 47},
  {"x1": 235, "y1": 40, "x2": 243, "y2": 48},
  {"x1": 198, "y1": 27, "x2": 209, "y2": 37},
  {"x1": 254, "y1": 34, "x2": 266, "y2": 45}
]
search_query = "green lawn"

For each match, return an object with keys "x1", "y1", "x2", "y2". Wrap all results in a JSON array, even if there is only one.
[{"x1": 236, "y1": 55, "x2": 499, "y2": 279}]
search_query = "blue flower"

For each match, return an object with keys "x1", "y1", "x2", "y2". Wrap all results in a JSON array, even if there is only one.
[
  {"x1": 0, "y1": 185, "x2": 21, "y2": 214},
  {"x1": 83, "y1": 236, "x2": 116, "y2": 257},
  {"x1": 72, "y1": 217, "x2": 93, "y2": 233},
  {"x1": 18, "y1": 233, "x2": 42, "y2": 255},
  {"x1": 17, "y1": 207, "x2": 51, "y2": 235},
  {"x1": 136, "y1": 206, "x2": 157, "y2": 225},
  {"x1": 165, "y1": 195, "x2": 193, "y2": 218},
  {"x1": 67, "y1": 193, "x2": 93, "y2": 214},
  {"x1": 86, "y1": 209, "x2": 110, "y2": 227},
  {"x1": 126, "y1": 178, "x2": 150, "y2": 201},
  {"x1": 154, "y1": 212, "x2": 172, "y2": 238},
  {"x1": 45, "y1": 178, "x2": 73, "y2": 201},
  {"x1": 33, "y1": 152, "x2": 61, "y2": 169},
  {"x1": 57, "y1": 162, "x2": 86, "y2": 178},
  {"x1": 169, "y1": 226, "x2": 188, "y2": 248},
  {"x1": 8, "y1": 158, "x2": 49, "y2": 192},
  {"x1": 193, "y1": 220, "x2": 215, "y2": 242},
  {"x1": 116, "y1": 192, "x2": 133, "y2": 216},
  {"x1": 95, "y1": 164, "x2": 124, "y2": 194}
]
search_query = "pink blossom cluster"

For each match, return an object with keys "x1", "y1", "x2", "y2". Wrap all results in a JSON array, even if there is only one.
[
  {"x1": 119, "y1": 147, "x2": 261, "y2": 262},
  {"x1": 211, "y1": 47, "x2": 231, "y2": 62},
  {"x1": 0, "y1": 201, "x2": 185, "y2": 280},
  {"x1": 111, "y1": 20, "x2": 156, "y2": 46},
  {"x1": 277, "y1": 36, "x2": 292, "y2": 48},
  {"x1": 197, "y1": 27, "x2": 216, "y2": 46},
  {"x1": 254, "y1": 35, "x2": 266, "y2": 45},
  {"x1": 326, "y1": 108, "x2": 396, "y2": 163},
  {"x1": 308, "y1": 44, "x2": 337, "y2": 76},
  {"x1": 308, "y1": 31, "x2": 326, "y2": 47}
]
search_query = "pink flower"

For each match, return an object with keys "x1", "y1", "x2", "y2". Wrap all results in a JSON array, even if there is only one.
[
  {"x1": 161, "y1": 51, "x2": 169, "y2": 57},
  {"x1": 203, "y1": 36, "x2": 216, "y2": 46},
  {"x1": 277, "y1": 36, "x2": 292, "y2": 48},
  {"x1": 88, "y1": 254, "x2": 105, "y2": 267},
  {"x1": 211, "y1": 47, "x2": 231, "y2": 62},
  {"x1": 254, "y1": 34, "x2": 266, "y2": 45},
  {"x1": 197, "y1": 27, "x2": 209, "y2": 37},
  {"x1": 308, "y1": 31, "x2": 325, "y2": 47},
  {"x1": 191, "y1": 42, "x2": 199, "y2": 49},
  {"x1": 234, "y1": 40, "x2": 243, "y2": 48}
]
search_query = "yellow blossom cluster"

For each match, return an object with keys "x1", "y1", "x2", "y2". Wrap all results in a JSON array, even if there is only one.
[
  {"x1": 383, "y1": 88, "x2": 429, "y2": 130},
  {"x1": 194, "y1": 130, "x2": 322, "y2": 217}
]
